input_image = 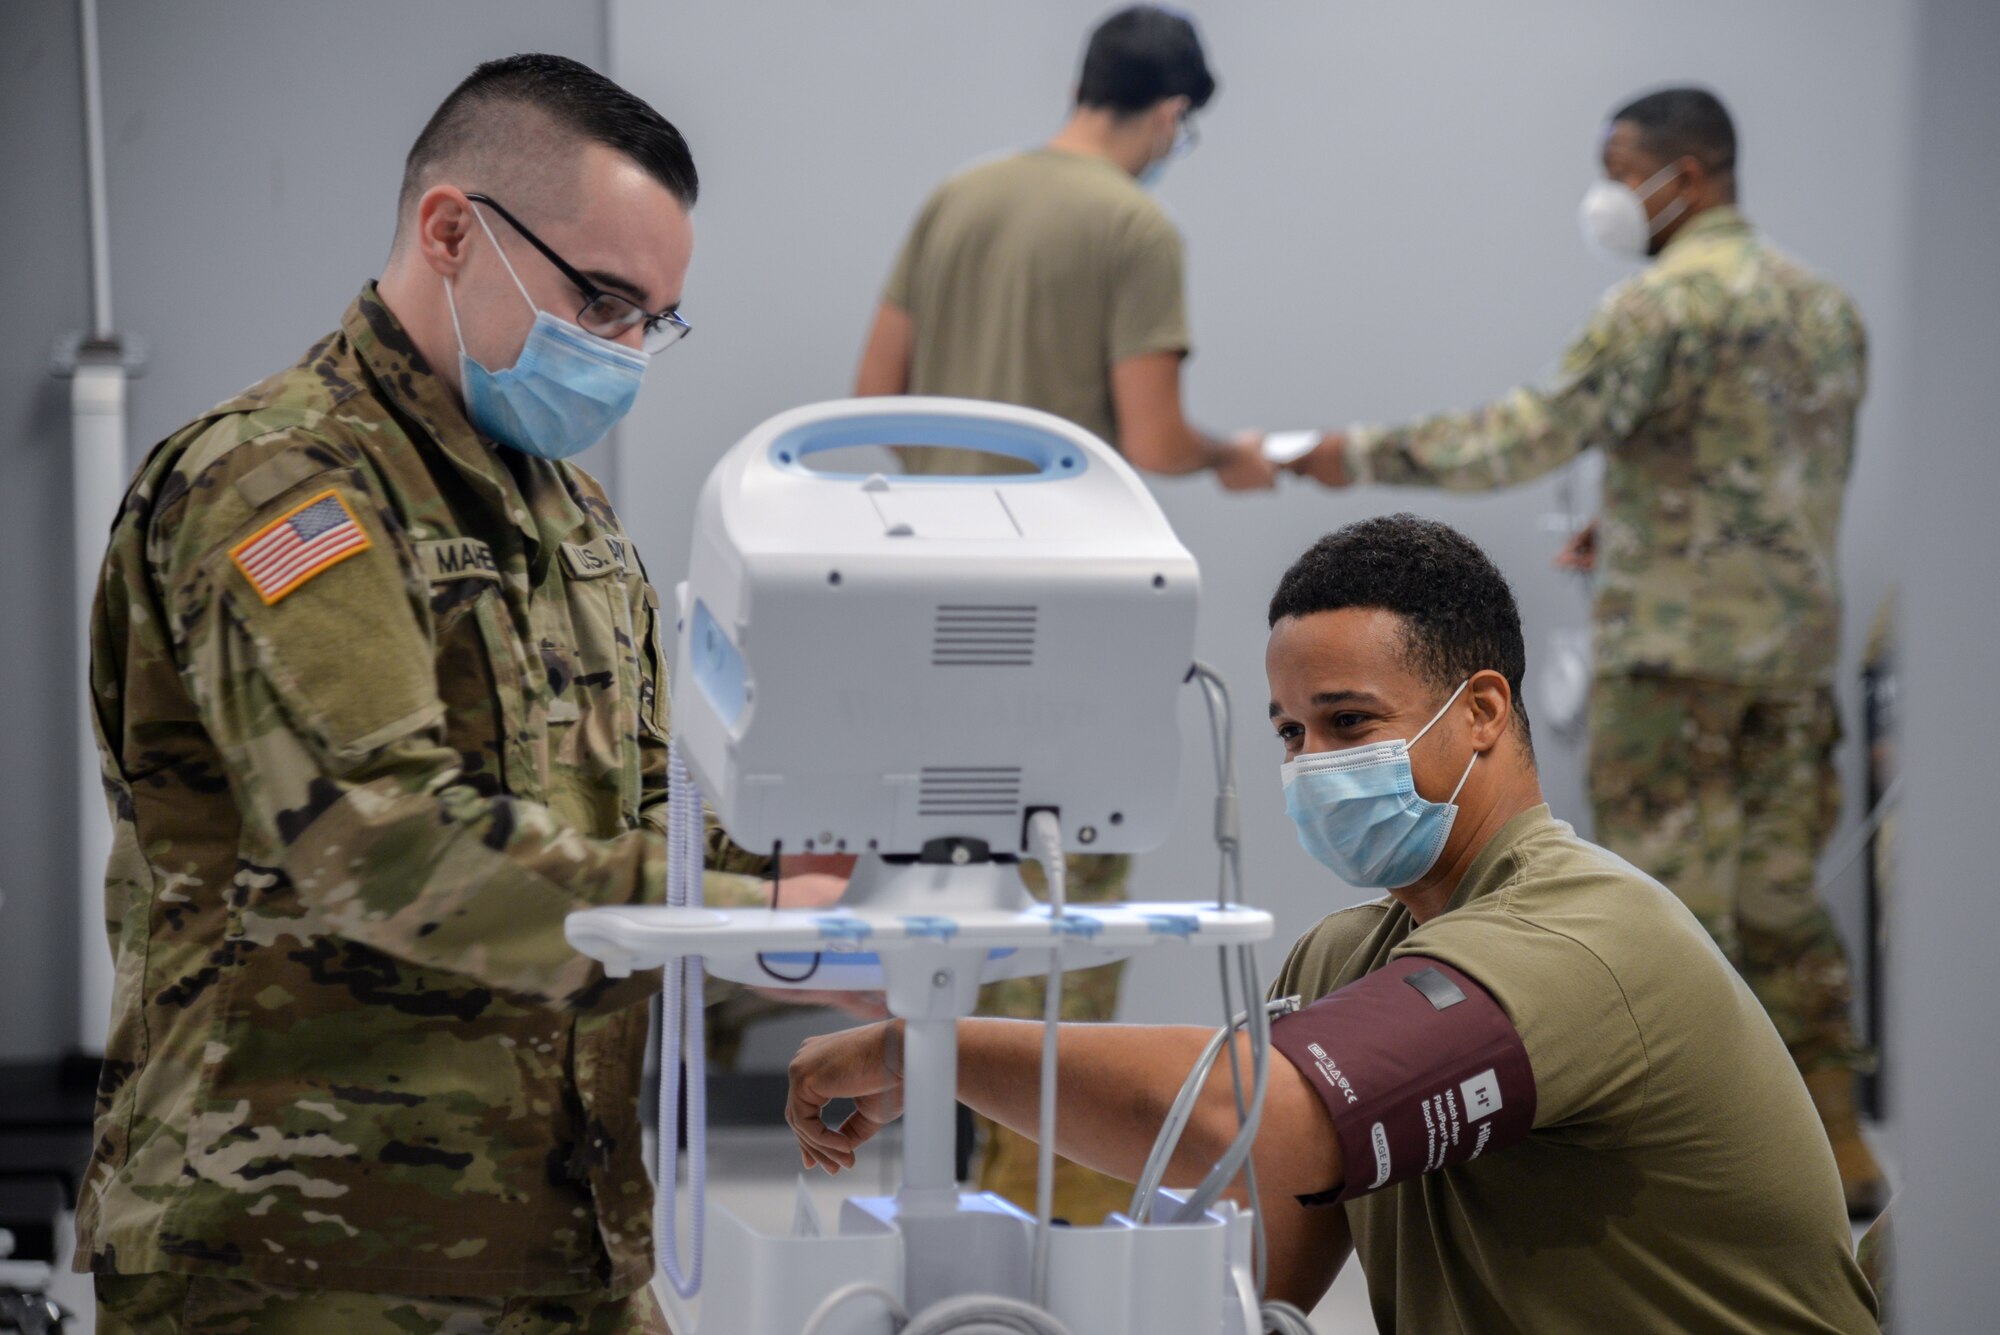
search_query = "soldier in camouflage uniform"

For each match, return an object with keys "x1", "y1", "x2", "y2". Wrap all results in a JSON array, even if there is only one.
[
  {"x1": 80, "y1": 56, "x2": 781, "y2": 1331},
  {"x1": 1291, "y1": 87, "x2": 1885, "y2": 1213}
]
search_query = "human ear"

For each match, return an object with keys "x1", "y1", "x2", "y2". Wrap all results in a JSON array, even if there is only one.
[
  {"x1": 413, "y1": 185, "x2": 476, "y2": 279},
  {"x1": 1464, "y1": 670, "x2": 1514, "y2": 753},
  {"x1": 1677, "y1": 155, "x2": 1710, "y2": 202}
]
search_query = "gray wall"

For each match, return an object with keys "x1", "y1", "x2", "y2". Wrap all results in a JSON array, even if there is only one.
[
  {"x1": 1891, "y1": 0, "x2": 2000, "y2": 1324},
  {"x1": 606, "y1": 0, "x2": 1915, "y2": 1028},
  {"x1": 0, "y1": 0, "x2": 93, "y2": 1063},
  {"x1": 0, "y1": 0, "x2": 610, "y2": 1060},
  {"x1": 0, "y1": 0, "x2": 1932, "y2": 1057},
  {"x1": 6, "y1": 2, "x2": 1996, "y2": 1319}
]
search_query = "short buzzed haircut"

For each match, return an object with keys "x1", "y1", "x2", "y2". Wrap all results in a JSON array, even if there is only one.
[
  {"x1": 1612, "y1": 86, "x2": 1737, "y2": 175},
  {"x1": 1269, "y1": 514, "x2": 1533, "y2": 750},
  {"x1": 397, "y1": 53, "x2": 697, "y2": 235},
  {"x1": 1077, "y1": 6, "x2": 1217, "y2": 114}
]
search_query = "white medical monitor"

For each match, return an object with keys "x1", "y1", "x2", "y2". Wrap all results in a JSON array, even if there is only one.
[{"x1": 670, "y1": 397, "x2": 1200, "y2": 859}]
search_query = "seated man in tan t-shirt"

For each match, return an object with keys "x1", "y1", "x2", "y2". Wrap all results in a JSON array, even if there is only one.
[{"x1": 785, "y1": 514, "x2": 1879, "y2": 1333}]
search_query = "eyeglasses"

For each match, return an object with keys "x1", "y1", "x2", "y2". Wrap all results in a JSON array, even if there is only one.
[{"x1": 464, "y1": 192, "x2": 692, "y2": 354}]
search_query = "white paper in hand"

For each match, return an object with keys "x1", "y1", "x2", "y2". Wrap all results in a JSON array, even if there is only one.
[{"x1": 1261, "y1": 430, "x2": 1321, "y2": 465}]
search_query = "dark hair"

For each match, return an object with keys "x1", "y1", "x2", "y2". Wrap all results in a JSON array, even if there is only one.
[
  {"x1": 400, "y1": 53, "x2": 697, "y2": 215},
  {"x1": 1077, "y1": 6, "x2": 1216, "y2": 114},
  {"x1": 1612, "y1": 85, "x2": 1736, "y2": 174},
  {"x1": 1268, "y1": 515, "x2": 1533, "y2": 748}
]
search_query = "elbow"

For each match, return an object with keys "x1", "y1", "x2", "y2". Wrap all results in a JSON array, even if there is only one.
[
  {"x1": 1118, "y1": 426, "x2": 1197, "y2": 476},
  {"x1": 1119, "y1": 433, "x2": 1168, "y2": 474}
]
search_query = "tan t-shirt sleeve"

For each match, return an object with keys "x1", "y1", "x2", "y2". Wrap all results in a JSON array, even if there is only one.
[
  {"x1": 882, "y1": 190, "x2": 943, "y2": 312},
  {"x1": 1268, "y1": 903, "x2": 1392, "y2": 1003},
  {"x1": 1108, "y1": 211, "x2": 1191, "y2": 364},
  {"x1": 1397, "y1": 916, "x2": 1648, "y2": 1145}
]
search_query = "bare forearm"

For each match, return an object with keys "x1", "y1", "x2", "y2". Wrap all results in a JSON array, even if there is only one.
[
  {"x1": 789, "y1": 1012, "x2": 1342, "y2": 1199},
  {"x1": 1111, "y1": 350, "x2": 1213, "y2": 475},
  {"x1": 955, "y1": 1019, "x2": 1240, "y2": 1186},
  {"x1": 1125, "y1": 424, "x2": 1228, "y2": 476}
]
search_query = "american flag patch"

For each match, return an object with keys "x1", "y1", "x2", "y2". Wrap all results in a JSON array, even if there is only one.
[{"x1": 229, "y1": 489, "x2": 372, "y2": 605}]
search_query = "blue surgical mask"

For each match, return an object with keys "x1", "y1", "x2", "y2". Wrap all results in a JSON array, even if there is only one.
[
  {"x1": 1280, "y1": 680, "x2": 1478, "y2": 889},
  {"x1": 444, "y1": 208, "x2": 648, "y2": 460},
  {"x1": 1139, "y1": 112, "x2": 1197, "y2": 190}
]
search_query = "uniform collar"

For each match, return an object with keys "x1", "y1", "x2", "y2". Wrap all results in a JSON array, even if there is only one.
[
  {"x1": 1439, "y1": 803, "x2": 1555, "y2": 916},
  {"x1": 1662, "y1": 204, "x2": 1753, "y2": 252},
  {"x1": 343, "y1": 283, "x2": 588, "y2": 562}
]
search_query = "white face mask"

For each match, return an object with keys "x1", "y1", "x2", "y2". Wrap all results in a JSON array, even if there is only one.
[{"x1": 1577, "y1": 161, "x2": 1687, "y2": 261}]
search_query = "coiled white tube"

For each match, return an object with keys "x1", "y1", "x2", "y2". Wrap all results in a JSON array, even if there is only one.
[{"x1": 656, "y1": 742, "x2": 708, "y2": 1301}]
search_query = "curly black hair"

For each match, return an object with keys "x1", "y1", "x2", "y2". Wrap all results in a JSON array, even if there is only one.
[{"x1": 1268, "y1": 514, "x2": 1532, "y2": 749}]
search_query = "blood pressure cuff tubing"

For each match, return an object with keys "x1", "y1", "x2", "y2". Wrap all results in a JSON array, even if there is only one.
[{"x1": 1269, "y1": 956, "x2": 1535, "y2": 1205}]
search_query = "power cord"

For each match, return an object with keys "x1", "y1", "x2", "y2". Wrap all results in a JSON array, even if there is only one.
[
  {"x1": 1128, "y1": 996, "x2": 1301, "y2": 1218},
  {"x1": 800, "y1": 1282, "x2": 1078, "y2": 1335},
  {"x1": 1024, "y1": 809, "x2": 1067, "y2": 1309},
  {"x1": 755, "y1": 838, "x2": 823, "y2": 984}
]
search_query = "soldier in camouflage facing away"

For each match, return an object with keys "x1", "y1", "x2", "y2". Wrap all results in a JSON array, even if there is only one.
[
  {"x1": 79, "y1": 54, "x2": 831, "y2": 1333},
  {"x1": 1287, "y1": 86, "x2": 1885, "y2": 1214}
]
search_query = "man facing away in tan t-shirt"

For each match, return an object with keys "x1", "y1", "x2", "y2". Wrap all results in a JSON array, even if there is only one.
[
  {"x1": 785, "y1": 514, "x2": 1878, "y2": 1334},
  {"x1": 854, "y1": 4, "x2": 1276, "y2": 490}
]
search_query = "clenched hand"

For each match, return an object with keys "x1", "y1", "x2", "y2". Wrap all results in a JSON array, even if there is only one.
[{"x1": 786, "y1": 1019, "x2": 906, "y2": 1173}]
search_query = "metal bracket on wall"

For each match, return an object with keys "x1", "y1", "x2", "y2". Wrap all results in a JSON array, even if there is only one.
[{"x1": 49, "y1": 331, "x2": 147, "y2": 378}]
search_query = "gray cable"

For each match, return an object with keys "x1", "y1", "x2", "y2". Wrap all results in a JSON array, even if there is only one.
[
  {"x1": 800, "y1": 1281, "x2": 908, "y2": 1335},
  {"x1": 1259, "y1": 1298, "x2": 1318, "y2": 1334},
  {"x1": 1128, "y1": 996, "x2": 1300, "y2": 1219},
  {"x1": 1025, "y1": 810, "x2": 1066, "y2": 1308},
  {"x1": 800, "y1": 1285, "x2": 1077, "y2": 1335},
  {"x1": 901, "y1": 1294, "x2": 1077, "y2": 1335},
  {"x1": 1166, "y1": 664, "x2": 1277, "y2": 1298},
  {"x1": 1815, "y1": 774, "x2": 1904, "y2": 894},
  {"x1": 1174, "y1": 943, "x2": 1271, "y2": 1224}
]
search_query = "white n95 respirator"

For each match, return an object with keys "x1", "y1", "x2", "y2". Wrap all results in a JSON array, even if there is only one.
[{"x1": 1578, "y1": 163, "x2": 1686, "y2": 261}]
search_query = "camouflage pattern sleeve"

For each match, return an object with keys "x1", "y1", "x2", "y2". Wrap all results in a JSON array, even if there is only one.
[
  {"x1": 158, "y1": 432, "x2": 662, "y2": 1014},
  {"x1": 1347, "y1": 281, "x2": 1673, "y2": 491}
]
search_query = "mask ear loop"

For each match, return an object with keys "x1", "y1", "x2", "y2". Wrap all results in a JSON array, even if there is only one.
[
  {"x1": 443, "y1": 202, "x2": 542, "y2": 365},
  {"x1": 1637, "y1": 161, "x2": 1689, "y2": 236},
  {"x1": 1446, "y1": 749, "x2": 1478, "y2": 804},
  {"x1": 1410, "y1": 679, "x2": 1470, "y2": 748},
  {"x1": 468, "y1": 203, "x2": 539, "y2": 309},
  {"x1": 443, "y1": 275, "x2": 469, "y2": 356},
  {"x1": 1412, "y1": 679, "x2": 1480, "y2": 805}
]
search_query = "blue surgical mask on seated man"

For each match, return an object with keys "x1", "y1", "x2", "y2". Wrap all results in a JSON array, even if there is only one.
[
  {"x1": 444, "y1": 208, "x2": 648, "y2": 461},
  {"x1": 1281, "y1": 679, "x2": 1477, "y2": 889}
]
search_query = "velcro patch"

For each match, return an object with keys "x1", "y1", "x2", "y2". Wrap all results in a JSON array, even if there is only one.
[
  {"x1": 229, "y1": 489, "x2": 371, "y2": 605},
  {"x1": 1404, "y1": 966, "x2": 1467, "y2": 1011},
  {"x1": 418, "y1": 537, "x2": 499, "y2": 583},
  {"x1": 560, "y1": 536, "x2": 627, "y2": 580}
]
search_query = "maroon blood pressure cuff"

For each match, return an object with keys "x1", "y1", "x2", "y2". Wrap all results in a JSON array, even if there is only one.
[{"x1": 1269, "y1": 956, "x2": 1535, "y2": 1205}]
